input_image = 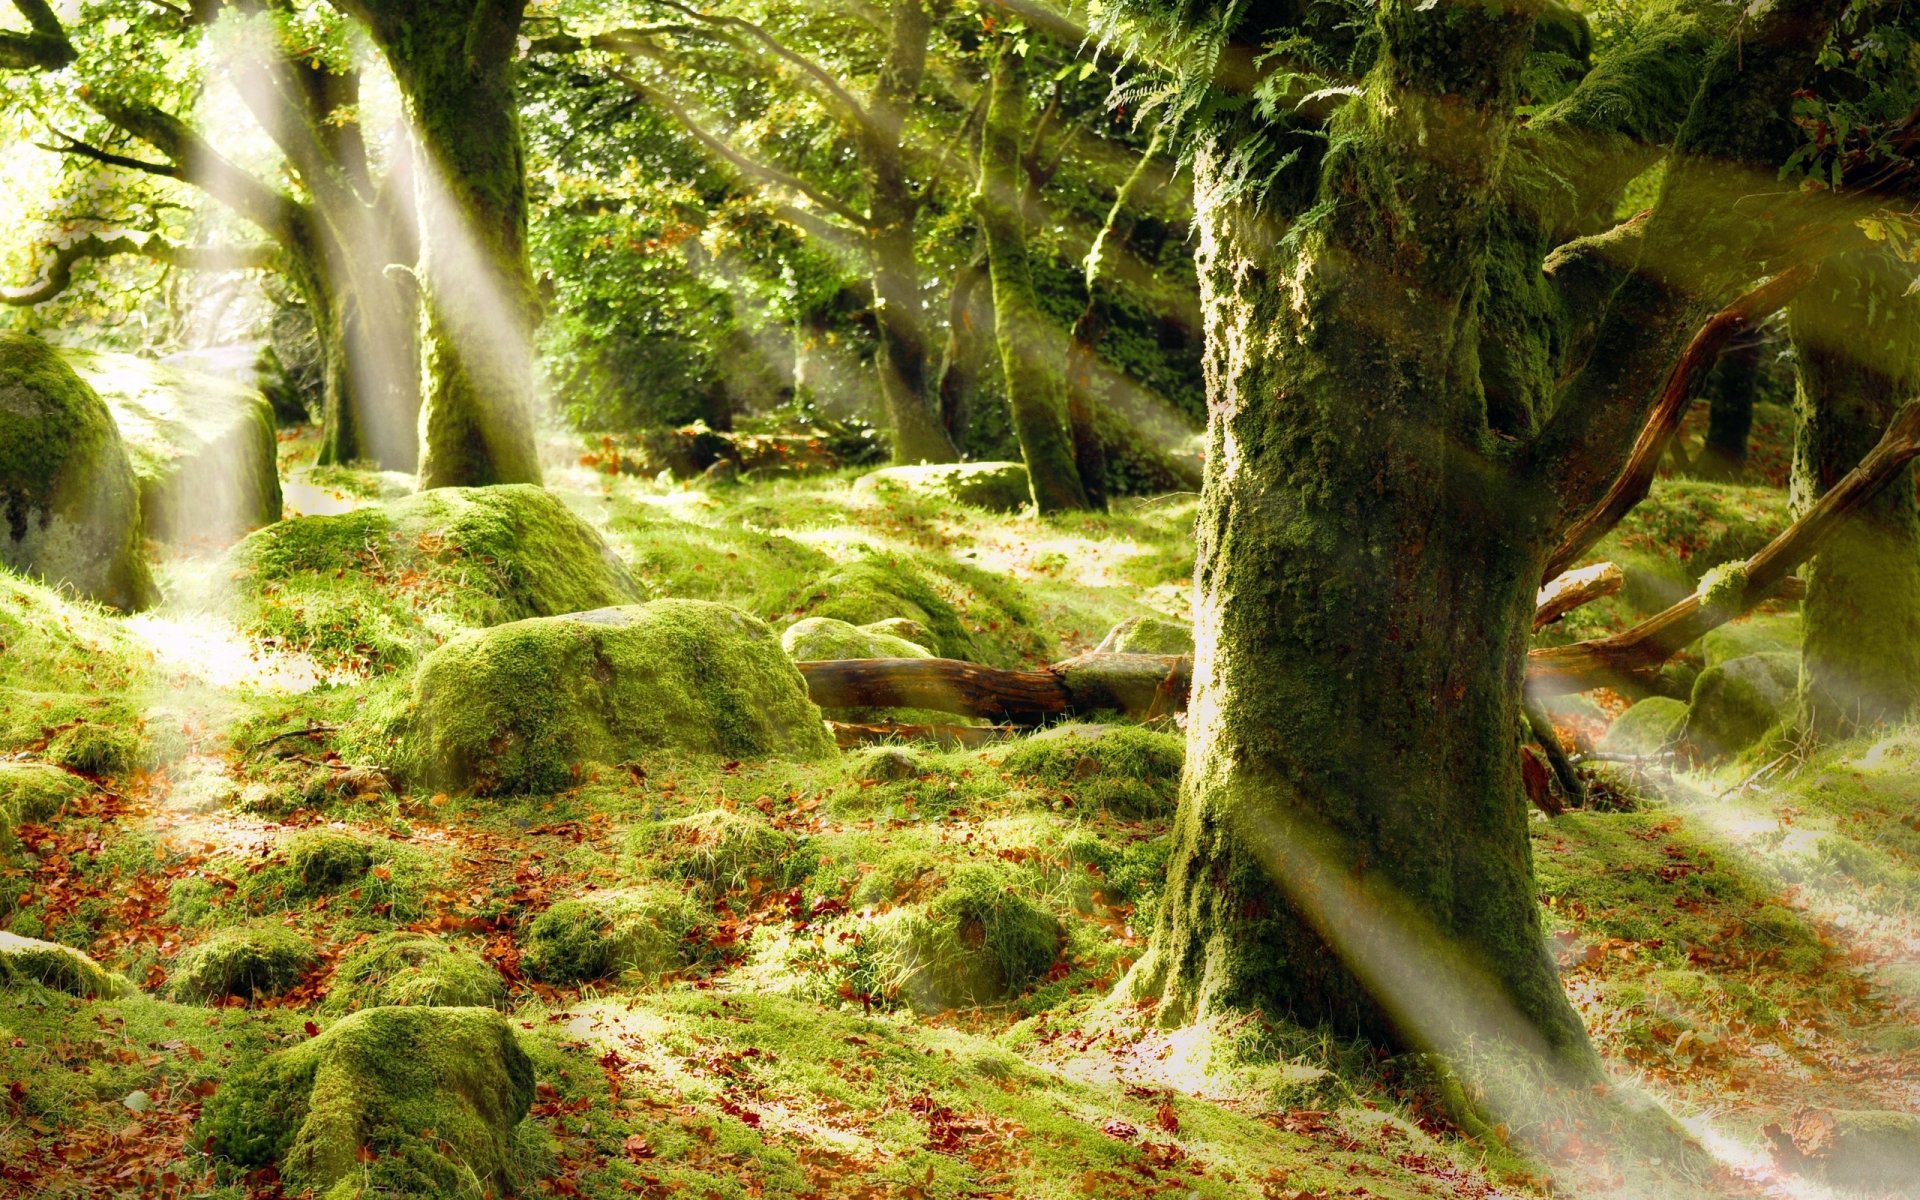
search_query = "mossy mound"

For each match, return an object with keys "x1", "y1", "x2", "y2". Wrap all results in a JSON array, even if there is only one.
[
  {"x1": 1598, "y1": 697, "x2": 1688, "y2": 757},
  {"x1": 168, "y1": 922, "x2": 318, "y2": 1002},
  {"x1": 225, "y1": 484, "x2": 641, "y2": 673},
  {"x1": 860, "y1": 616, "x2": 934, "y2": 650},
  {"x1": 631, "y1": 807, "x2": 798, "y2": 895},
  {"x1": 63, "y1": 348, "x2": 282, "y2": 544},
  {"x1": 863, "y1": 865, "x2": 1062, "y2": 1012},
  {"x1": 1701, "y1": 611, "x2": 1802, "y2": 667},
  {"x1": 0, "y1": 761, "x2": 87, "y2": 831},
  {"x1": 200, "y1": 1005, "x2": 534, "y2": 1200},
  {"x1": 324, "y1": 932, "x2": 506, "y2": 1013},
  {"x1": 1684, "y1": 652, "x2": 1798, "y2": 759},
  {"x1": 0, "y1": 930, "x2": 134, "y2": 998},
  {"x1": 1093, "y1": 615, "x2": 1193, "y2": 655},
  {"x1": 857, "y1": 461, "x2": 1032, "y2": 513},
  {"x1": 0, "y1": 570, "x2": 154, "y2": 772},
  {"x1": 997, "y1": 723, "x2": 1185, "y2": 818},
  {"x1": 403, "y1": 600, "x2": 833, "y2": 795},
  {"x1": 520, "y1": 886, "x2": 702, "y2": 983},
  {"x1": 0, "y1": 333, "x2": 155, "y2": 611},
  {"x1": 796, "y1": 552, "x2": 1044, "y2": 666},
  {"x1": 285, "y1": 831, "x2": 374, "y2": 894},
  {"x1": 780, "y1": 616, "x2": 934, "y2": 661}
]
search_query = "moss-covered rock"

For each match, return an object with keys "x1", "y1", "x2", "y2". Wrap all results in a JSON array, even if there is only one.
[
  {"x1": 168, "y1": 922, "x2": 318, "y2": 1002},
  {"x1": 0, "y1": 571, "x2": 154, "y2": 772},
  {"x1": 865, "y1": 865, "x2": 1062, "y2": 1012},
  {"x1": 63, "y1": 348, "x2": 282, "y2": 544},
  {"x1": 997, "y1": 724, "x2": 1185, "y2": 818},
  {"x1": 225, "y1": 484, "x2": 640, "y2": 674},
  {"x1": 0, "y1": 930, "x2": 134, "y2": 998},
  {"x1": 285, "y1": 831, "x2": 374, "y2": 894},
  {"x1": 631, "y1": 808, "x2": 798, "y2": 894},
  {"x1": 1685, "y1": 652, "x2": 1799, "y2": 759},
  {"x1": 1701, "y1": 611, "x2": 1802, "y2": 667},
  {"x1": 405, "y1": 600, "x2": 833, "y2": 795},
  {"x1": 861, "y1": 616, "x2": 934, "y2": 649},
  {"x1": 0, "y1": 333, "x2": 155, "y2": 611},
  {"x1": 781, "y1": 616, "x2": 933, "y2": 661},
  {"x1": 0, "y1": 761, "x2": 87, "y2": 828},
  {"x1": 1093, "y1": 615, "x2": 1193, "y2": 656},
  {"x1": 520, "y1": 885, "x2": 702, "y2": 983},
  {"x1": 857, "y1": 462, "x2": 1032, "y2": 513},
  {"x1": 200, "y1": 1005, "x2": 534, "y2": 1199},
  {"x1": 796, "y1": 552, "x2": 1048, "y2": 667},
  {"x1": 324, "y1": 932, "x2": 506, "y2": 1012},
  {"x1": 1599, "y1": 697, "x2": 1689, "y2": 757}
]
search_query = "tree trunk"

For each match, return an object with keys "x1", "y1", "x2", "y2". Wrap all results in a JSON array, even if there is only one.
[
  {"x1": 936, "y1": 245, "x2": 992, "y2": 443},
  {"x1": 354, "y1": 0, "x2": 544, "y2": 488},
  {"x1": 1789, "y1": 253, "x2": 1920, "y2": 735},
  {"x1": 315, "y1": 255, "x2": 420, "y2": 471},
  {"x1": 1695, "y1": 335, "x2": 1762, "y2": 480},
  {"x1": 977, "y1": 43, "x2": 1090, "y2": 513}
]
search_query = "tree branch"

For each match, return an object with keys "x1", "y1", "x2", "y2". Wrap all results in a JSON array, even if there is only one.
[
  {"x1": 0, "y1": 0, "x2": 73, "y2": 69},
  {"x1": 38, "y1": 132, "x2": 182, "y2": 179},
  {"x1": 642, "y1": 0, "x2": 871, "y2": 127},
  {"x1": 2, "y1": 232, "x2": 279, "y2": 305}
]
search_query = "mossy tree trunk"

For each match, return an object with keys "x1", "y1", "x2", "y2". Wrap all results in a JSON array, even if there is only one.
[
  {"x1": 1788, "y1": 253, "x2": 1920, "y2": 735},
  {"x1": 976, "y1": 42, "x2": 1091, "y2": 513},
  {"x1": 339, "y1": 0, "x2": 544, "y2": 489},
  {"x1": 1696, "y1": 335, "x2": 1762, "y2": 480}
]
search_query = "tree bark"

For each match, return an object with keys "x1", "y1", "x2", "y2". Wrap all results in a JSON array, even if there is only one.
[
  {"x1": 1695, "y1": 334, "x2": 1763, "y2": 480},
  {"x1": 977, "y1": 42, "x2": 1091, "y2": 513},
  {"x1": 1788, "y1": 254, "x2": 1920, "y2": 735}
]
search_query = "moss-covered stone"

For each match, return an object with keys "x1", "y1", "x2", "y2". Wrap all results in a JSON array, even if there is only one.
[
  {"x1": 631, "y1": 808, "x2": 798, "y2": 895},
  {"x1": 1684, "y1": 652, "x2": 1798, "y2": 759},
  {"x1": 0, "y1": 333, "x2": 155, "y2": 611},
  {"x1": 0, "y1": 570, "x2": 154, "y2": 772},
  {"x1": 286, "y1": 831, "x2": 374, "y2": 894},
  {"x1": 200, "y1": 1005, "x2": 534, "y2": 1199},
  {"x1": 0, "y1": 761, "x2": 87, "y2": 829},
  {"x1": 1701, "y1": 611, "x2": 1802, "y2": 667},
  {"x1": 520, "y1": 885, "x2": 701, "y2": 983},
  {"x1": 997, "y1": 723, "x2": 1185, "y2": 818},
  {"x1": 781, "y1": 616, "x2": 933, "y2": 661},
  {"x1": 225, "y1": 483, "x2": 640, "y2": 674},
  {"x1": 861, "y1": 616, "x2": 933, "y2": 649},
  {"x1": 1598, "y1": 697, "x2": 1688, "y2": 757},
  {"x1": 0, "y1": 930, "x2": 134, "y2": 998},
  {"x1": 795, "y1": 551, "x2": 1050, "y2": 667},
  {"x1": 324, "y1": 932, "x2": 506, "y2": 1012},
  {"x1": 857, "y1": 462, "x2": 1032, "y2": 513},
  {"x1": 865, "y1": 865, "x2": 1061, "y2": 1012},
  {"x1": 405, "y1": 600, "x2": 832, "y2": 795},
  {"x1": 1093, "y1": 615, "x2": 1194, "y2": 656},
  {"x1": 63, "y1": 348, "x2": 282, "y2": 544},
  {"x1": 168, "y1": 922, "x2": 318, "y2": 1002}
]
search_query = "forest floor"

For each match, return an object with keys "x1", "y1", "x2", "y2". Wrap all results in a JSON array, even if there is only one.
[{"x1": 2, "y1": 406, "x2": 1917, "y2": 1200}]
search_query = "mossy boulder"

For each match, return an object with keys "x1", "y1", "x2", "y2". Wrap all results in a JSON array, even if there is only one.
[
  {"x1": 1598, "y1": 697, "x2": 1689, "y2": 757},
  {"x1": 63, "y1": 348, "x2": 281, "y2": 545},
  {"x1": 862, "y1": 616, "x2": 934, "y2": 650},
  {"x1": 998, "y1": 724, "x2": 1185, "y2": 818},
  {"x1": 781, "y1": 616, "x2": 934, "y2": 661},
  {"x1": 0, "y1": 571, "x2": 154, "y2": 770},
  {"x1": 857, "y1": 462, "x2": 1032, "y2": 513},
  {"x1": 0, "y1": 333, "x2": 155, "y2": 611},
  {"x1": 520, "y1": 885, "x2": 702, "y2": 983},
  {"x1": 324, "y1": 932, "x2": 505, "y2": 1013},
  {"x1": 200, "y1": 1005, "x2": 534, "y2": 1199},
  {"x1": 796, "y1": 552, "x2": 1048, "y2": 666},
  {"x1": 285, "y1": 831, "x2": 374, "y2": 893},
  {"x1": 866, "y1": 865, "x2": 1061, "y2": 1012},
  {"x1": 631, "y1": 808, "x2": 798, "y2": 894},
  {"x1": 1701, "y1": 612, "x2": 1802, "y2": 667},
  {"x1": 1684, "y1": 652, "x2": 1799, "y2": 759},
  {"x1": 169, "y1": 921, "x2": 318, "y2": 1002},
  {"x1": 226, "y1": 484, "x2": 641, "y2": 674},
  {"x1": 0, "y1": 930, "x2": 134, "y2": 998},
  {"x1": 1093, "y1": 616, "x2": 1193, "y2": 656},
  {"x1": 405, "y1": 600, "x2": 833, "y2": 795},
  {"x1": 0, "y1": 761, "x2": 87, "y2": 832}
]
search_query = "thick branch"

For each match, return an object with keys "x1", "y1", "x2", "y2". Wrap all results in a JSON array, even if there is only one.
[
  {"x1": 1, "y1": 232, "x2": 278, "y2": 305},
  {"x1": 1530, "y1": 401, "x2": 1920, "y2": 695},
  {"x1": 0, "y1": 0, "x2": 73, "y2": 69},
  {"x1": 1532, "y1": 561, "x2": 1624, "y2": 630},
  {"x1": 1540, "y1": 265, "x2": 1814, "y2": 582}
]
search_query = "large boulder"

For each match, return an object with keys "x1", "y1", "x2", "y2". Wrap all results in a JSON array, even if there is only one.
[
  {"x1": 0, "y1": 930, "x2": 134, "y2": 998},
  {"x1": 64, "y1": 348, "x2": 282, "y2": 544},
  {"x1": 227, "y1": 484, "x2": 641, "y2": 673},
  {"x1": 406, "y1": 599, "x2": 834, "y2": 795},
  {"x1": 0, "y1": 333, "x2": 155, "y2": 611},
  {"x1": 1685, "y1": 652, "x2": 1799, "y2": 758},
  {"x1": 201, "y1": 1006, "x2": 535, "y2": 1200},
  {"x1": 857, "y1": 461, "x2": 1032, "y2": 513},
  {"x1": 1598, "y1": 697, "x2": 1689, "y2": 757},
  {"x1": 1093, "y1": 615, "x2": 1193, "y2": 656}
]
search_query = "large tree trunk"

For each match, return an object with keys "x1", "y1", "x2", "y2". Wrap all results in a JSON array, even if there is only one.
[
  {"x1": 977, "y1": 44, "x2": 1091, "y2": 513},
  {"x1": 350, "y1": 0, "x2": 543, "y2": 488},
  {"x1": 1695, "y1": 334, "x2": 1762, "y2": 480},
  {"x1": 1789, "y1": 253, "x2": 1920, "y2": 735},
  {"x1": 314, "y1": 253, "x2": 421, "y2": 471}
]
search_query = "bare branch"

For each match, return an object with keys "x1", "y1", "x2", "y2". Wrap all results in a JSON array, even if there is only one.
[
  {"x1": 3, "y1": 232, "x2": 279, "y2": 305},
  {"x1": 642, "y1": 0, "x2": 871, "y2": 127}
]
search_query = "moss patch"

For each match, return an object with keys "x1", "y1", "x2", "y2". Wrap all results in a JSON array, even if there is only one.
[
  {"x1": 997, "y1": 724, "x2": 1185, "y2": 818},
  {"x1": 0, "y1": 931, "x2": 134, "y2": 998},
  {"x1": 168, "y1": 921, "x2": 318, "y2": 1002},
  {"x1": 325, "y1": 932, "x2": 506, "y2": 1012},
  {"x1": 1093, "y1": 615, "x2": 1193, "y2": 655},
  {"x1": 1599, "y1": 697, "x2": 1688, "y2": 757},
  {"x1": 631, "y1": 807, "x2": 799, "y2": 897},
  {"x1": 521, "y1": 886, "x2": 702, "y2": 983},
  {"x1": 856, "y1": 461, "x2": 1033, "y2": 513}
]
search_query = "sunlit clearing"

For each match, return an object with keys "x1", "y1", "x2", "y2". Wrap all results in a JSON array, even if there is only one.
[{"x1": 125, "y1": 610, "x2": 342, "y2": 693}]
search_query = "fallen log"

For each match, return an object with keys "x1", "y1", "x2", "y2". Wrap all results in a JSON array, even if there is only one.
[{"x1": 797, "y1": 652, "x2": 1191, "y2": 725}]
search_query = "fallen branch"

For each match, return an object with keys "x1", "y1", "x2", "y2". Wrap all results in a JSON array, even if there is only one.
[
  {"x1": 798, "y1": 652, "x2": 1191, "y2": 724},
  {"x1": 1533, "y1": 561, "x2": 1625, "y2": 630},
  {"x1": 1531, "y1": 400, "x2": 1920, "y2": 696},
  {"x1": 1542, "y1": 267, "x2": 1815, "y2": 583}
]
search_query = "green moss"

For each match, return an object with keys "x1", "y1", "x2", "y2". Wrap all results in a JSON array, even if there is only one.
[
  {"x1": 631, "y1": 807, "x2": 799, "y2": 895},
  {"x1": 1093, "y1": 615, "x2": 1193, "y2": 655},
  {"x1": 1701, "y1": 611, "x2": 1802, "y2": 666},
  {"x1": 0, "y1": 571, "x2": 156, "y2": 772},
  {"x1": 0, "y1": 931, "x2": 134, "y2": 998},
  {"x1": 780, "y1": 616, "x2": 932, "y2": 661},
  {"x1": 168, "y1": 922, "x2": 318, "y2": 1002},
  {"x1": 521, "y1": 886, "x2": 702, "y2": 983},
  {"x1": 1598, "y1": 697, "x2": 1687, "y2": 756},
  {"x1": 402, "y1": 600, "x2": 834, "y2": 795},
  {"x1": 200, "y1": 1005, "x2": 535, "y2": 1199},
  {"x1": 225, "y1": 484, "x2": 640, "y2": 674},
  {"x1": 856, "y1": 462, "x2": 1033, "y2": 513},
  {"x1": 0, "y1": 761, "x2": 87, "y2": 829},
  {"x1": 285, "y1": 831, "x2": 374, "y2": 893},
  {"x1": 1684, "y1": 652, "x2": 1797, "y2": 759},
  {"x1": 797, "y1": 551, "x2": 1045, "y2": 667},
  {"x1": 324, "y1": 932, "x2": 506, "y2": 1012},
  {"x1": 864, "y1": 864, "x2": 1062, "y2": 1012},
  {"x1": 997, "y1": 724, "x2": 1185, "y2": 818}
]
